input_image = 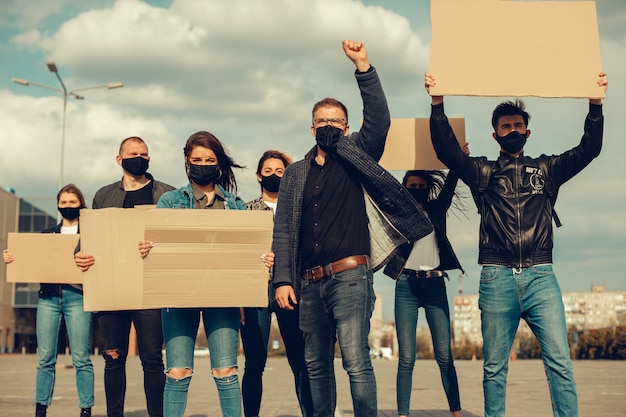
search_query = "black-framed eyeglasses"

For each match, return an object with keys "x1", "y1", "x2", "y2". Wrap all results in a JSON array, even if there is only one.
[{"x1": 313, "y1": 118, "x2": 347, "y2": 128}]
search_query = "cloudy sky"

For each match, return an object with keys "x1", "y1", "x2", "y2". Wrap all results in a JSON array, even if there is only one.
[{"x1": 1, "y1": 0, "x2": 624, "y2": 321}]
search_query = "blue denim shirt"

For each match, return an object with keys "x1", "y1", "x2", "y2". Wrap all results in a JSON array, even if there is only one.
[{"x1": 156, "y1": 182, "x2": 246, "y2": 210}]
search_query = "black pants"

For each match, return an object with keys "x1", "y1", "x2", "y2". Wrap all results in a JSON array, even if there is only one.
[{"x1": 97, "y1": 309, "x2": 165, "y2": 417}]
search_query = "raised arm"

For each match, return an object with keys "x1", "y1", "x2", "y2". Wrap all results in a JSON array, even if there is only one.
[
  {"x1": 343, "y1": 40, "x2": 390, "y2": 160},
  {"x1": 342, "y1": 40, "x2": 370, "y2": 73},
  {"x1": 589, "y1": 71, "x2": 608, "y2": 105},
  {"x1": 425, "y1": 72, "x2": 443, "y2": 106}
]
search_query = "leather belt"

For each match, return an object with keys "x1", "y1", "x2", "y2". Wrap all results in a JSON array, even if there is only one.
[
  {"x1": 402, "y1": 268, "x2": 448, "y2": 279},
  {"x1": 303, "y1": 255, "x2": 369, "y2": 281}
]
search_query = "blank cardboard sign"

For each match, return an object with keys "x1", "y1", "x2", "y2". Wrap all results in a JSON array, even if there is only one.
[
  {"x1": 80, "y1": 208, "x2": 272, "y2": 311},
  {"x1": 429, "y1": 0, "x2": 604, "y2": 98},
  {"x1": 142, "y1": 209, "x2": 272, "y2": 309},
  {"x1": 80, "y1": 208, "x2": 145, "y2": 311},
  {"x1": 5, "y1": 233, "x2": 82, "y2": 284},
  {"x1": 379, "y1": 117, "x2": 466, "y2": 171}
]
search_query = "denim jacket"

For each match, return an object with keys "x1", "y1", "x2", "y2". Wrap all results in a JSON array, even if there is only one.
[{"x1": 156, "y1": 182, "x2": 246, "y2": 210}]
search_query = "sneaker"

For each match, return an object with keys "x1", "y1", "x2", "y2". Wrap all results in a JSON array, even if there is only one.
[
  {"x1": 80, "y1": 407, "x2": 91, "y2": 417},
  {"x1": 35, "y1": 403, "x2": 47, "y2": 417}
]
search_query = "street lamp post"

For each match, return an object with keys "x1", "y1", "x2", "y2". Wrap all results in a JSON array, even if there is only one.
[{"x1": 12, "y1": 62, "x2": 123, "y2": 192}]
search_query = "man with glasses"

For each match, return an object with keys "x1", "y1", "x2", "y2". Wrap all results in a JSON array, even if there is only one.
[{"x1": 272, "y1": 40, "x2": 433, "y2": 417}]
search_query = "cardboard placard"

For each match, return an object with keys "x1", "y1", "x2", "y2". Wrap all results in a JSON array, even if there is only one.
[
  {"x1": 5, "y1": 233, "x2": 82, "y2": 284},
  {"x1": 80, "y1": 208, "x2": 145, "y2": 311},
  {"x1": 80, "y1": 208, "x2": 273, "y2": 311},
  {"x1": 429, "y1": 0, "x2": 604, "y2": 98},
  {"x1": 379, "y1": 117, "x2": 466, "y2": 171}
]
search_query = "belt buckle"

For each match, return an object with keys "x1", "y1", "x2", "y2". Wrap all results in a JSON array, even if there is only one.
[{"x1": 310, "y1": 266, "x2": 325, "y2": 281}]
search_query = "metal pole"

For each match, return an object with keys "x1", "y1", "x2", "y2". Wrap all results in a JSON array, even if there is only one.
[
  {"x1": 60, "y1": 92, "x2": 68, "y2": 191},
  {"x1": 12, "y1": 65, "x2": 123, "y2": 214}
]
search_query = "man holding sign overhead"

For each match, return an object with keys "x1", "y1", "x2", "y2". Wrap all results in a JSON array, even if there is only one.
[{"x1": 426, "y1": 71, "x2": 607, "y2": 417}]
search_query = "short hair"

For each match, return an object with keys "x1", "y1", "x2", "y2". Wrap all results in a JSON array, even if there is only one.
[
  {"x1": 255, "y1": 150, "x2": 293, "y2": 176},
  {"x1": 311, "y1": 98, "x2": 348, "y2": 124},
  {"x1": 57, "y1": 183, "x2": 87, "y2": 208},
  {"x1": 119, "y1": 136, "x2": 147, "y2": 155},
  {"x1": 491, "y1": 99, "x2": 531, "y2": 131},
  {"x1": 183, "y1": 131, "x2": 245, "y2": 192}
]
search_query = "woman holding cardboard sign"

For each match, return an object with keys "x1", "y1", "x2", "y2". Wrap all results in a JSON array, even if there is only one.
[
  {"x1": 3, "y1": 184, "x2": 94, "y2": 417},
  {"x1": 139, "y1": 131, "x2": 261, "y2": 417}
]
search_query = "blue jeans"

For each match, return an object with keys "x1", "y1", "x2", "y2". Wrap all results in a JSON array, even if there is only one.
[
  {"x1": 36, "y1": 288, "x2": 94, "y2": 408},
  {"x1": 394, "y1": 274, "x2": 461, "y2": 414},
  {"x1": 480, "y1": 265, "x2": 577, "y2": 417},
  {"x1": 241, "y1": 283, "x2": 313, "y2": 417},
  {"x1": 162, "y1": 307, "x2": 241, "y2": 417},
  {"x1": 299, "y1": 264, "x2": 377, "y2": 417},
  {"x1": 97, "y1": 309, "x2": 165, "y2": 417}
]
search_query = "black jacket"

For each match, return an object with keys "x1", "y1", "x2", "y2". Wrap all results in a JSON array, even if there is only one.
[
  {"x1": 92, "y1": 172, "x2": 174, "y2": 209},
  {"x1": 430, "y1": 102, "x2": 603, "y2": 268},
  {"x1": 383, "y1": 171, "x2": 464, "y2": 279}
]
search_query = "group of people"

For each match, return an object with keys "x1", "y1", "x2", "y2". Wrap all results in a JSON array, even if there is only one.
[{"x1": 3, "y1": 39, "x2": 608, "y2": 417}]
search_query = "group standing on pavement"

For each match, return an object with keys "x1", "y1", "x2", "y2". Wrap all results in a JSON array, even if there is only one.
[{"x1": 3, "y1": 36, "x2": 608, "y2": 417}]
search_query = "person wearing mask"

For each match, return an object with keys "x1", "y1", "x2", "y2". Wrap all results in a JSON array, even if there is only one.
[
  {"x1": 4, "y1": 184, "x2": 94, "y2": 417},
  {"x1": 426, "y1": 72, "x2": 607, "y2": 417},
  {"x1": 384, "y1": 160, "x2": 469, "y2": 417},
  {"x1": 241, "y1": 150, "x2": 313, "y2": 417},
  {"x1": 139, "y1": 131, "x2": 257, "y2": 417},
  {"x1": 74, "y1": 136, "x2": 174, "y2": 417},
  {"x1": 272, "y1": 40, "x2": 433, "y2": 417}
]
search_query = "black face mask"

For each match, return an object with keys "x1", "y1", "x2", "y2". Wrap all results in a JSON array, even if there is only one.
[
  {"x1": 188, "y1": 163, "x2": 219, "y2": 186},
  {"x1": 407, "y1": 188, "x2": 429, "y2": 204},
  {"x1": 58, "y1": 207, "x2": 81, "y2": 221},
  {"x1": 261, "y1": 174, "x2": 281, "y2": 193},
  {"x1": 496, "y1": 131, "x2": 527, "y2": 155},
  {"x1": 122, "y1": 156, "x2": 149, "y2": 176},
  {"x1": 315, "y1": 125, "x2": 343, "y2": 153}
]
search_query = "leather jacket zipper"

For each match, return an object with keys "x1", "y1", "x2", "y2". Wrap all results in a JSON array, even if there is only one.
[{"x1": 515, "y1": 158, "x2": 523, "y2": 267}]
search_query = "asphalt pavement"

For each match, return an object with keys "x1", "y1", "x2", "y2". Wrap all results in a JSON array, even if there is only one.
[{"x1": 1, "y1": 354, "x2": 624, "y2": 417}]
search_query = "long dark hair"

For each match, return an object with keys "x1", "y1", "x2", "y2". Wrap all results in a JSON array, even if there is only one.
[
  {"x1": 183, "y1": 131, "x2": 245, "y2": 192},
  {"x1": 402, "y1": 170, "x2": 467, "y2": 216}
]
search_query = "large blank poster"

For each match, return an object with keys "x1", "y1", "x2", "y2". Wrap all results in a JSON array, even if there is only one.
[
  {"x1": 142, "y1": 209, "x2": 273, "y2": 308},
  {"x1": 379, "y1": 118, "x2": 465, "y2": 171},
  {"x1": 80, "y1": 208, "x2": 273, "y2": 311},
  {"x1": 429, "y1": 0, "x2": 604, "y2": 98},
  {"x1": 80, "y1": 208, "x2": 145, "y2": 311}
]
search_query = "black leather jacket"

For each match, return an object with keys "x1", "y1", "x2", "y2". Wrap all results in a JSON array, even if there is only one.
[
  {"x1": 384, "y1": 171, "x2": 464, "y2": 279},
  {"x1": 430, "y1": 102, "x2": 603, "y2": 268}
]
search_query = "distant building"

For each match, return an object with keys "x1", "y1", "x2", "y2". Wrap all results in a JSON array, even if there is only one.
[
  {"x1": 452, "y1": 285, "x2": 626, "y2": 347},
  {"x1": 0, "y1": 188, "x2": 57, "y2": 353},
  {"x1": 451, "y1": 295, "x2": 481, "y2": 347}
]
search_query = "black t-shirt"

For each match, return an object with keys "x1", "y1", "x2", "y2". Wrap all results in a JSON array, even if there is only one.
[{"x1": 123, "y1": 182, "x2": 153, "y2": 208}]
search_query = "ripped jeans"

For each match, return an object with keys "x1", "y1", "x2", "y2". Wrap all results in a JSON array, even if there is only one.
[
  {"x1": 162, "y1": 307, "x2": 241, "y2": 417},
  {"x1": 98, "y1": 309, "x2": 164, "y2": 417}
]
